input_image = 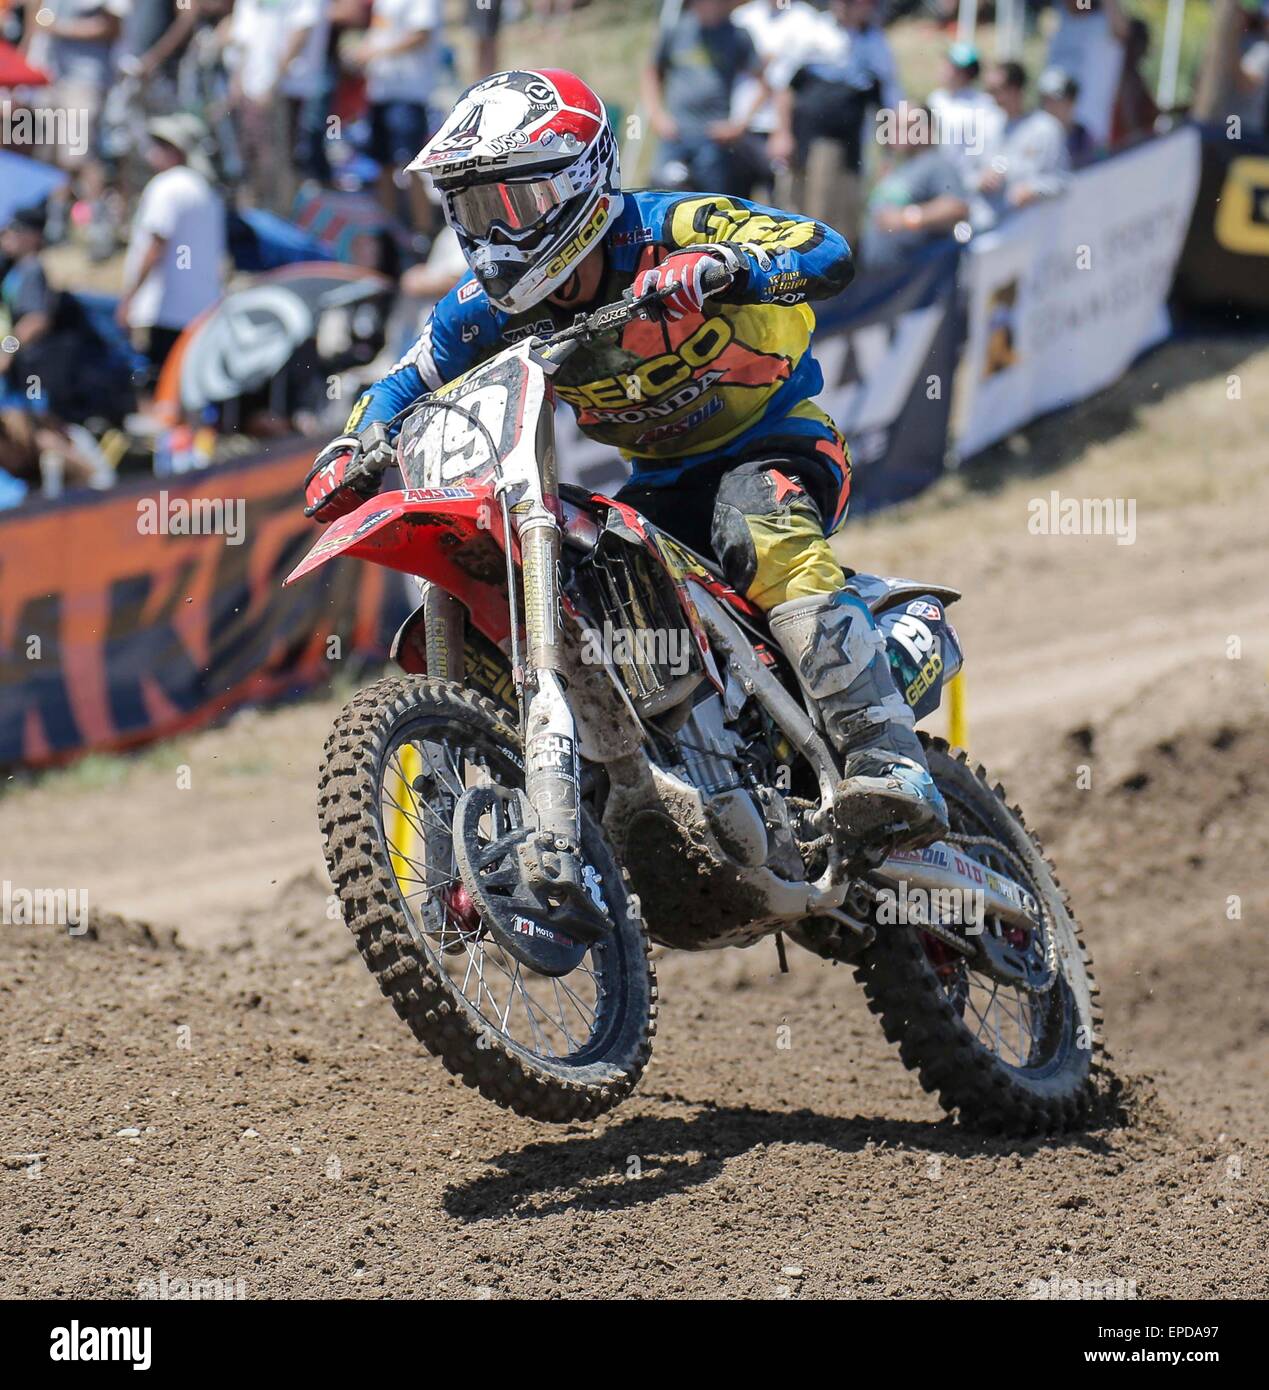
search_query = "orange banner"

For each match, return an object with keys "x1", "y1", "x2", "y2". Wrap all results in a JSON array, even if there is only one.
[{"x1": 0, "y1": 445, "x2": 407, "y2": 767}]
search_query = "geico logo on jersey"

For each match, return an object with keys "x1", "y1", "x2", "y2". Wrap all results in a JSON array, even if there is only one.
[{"x1": 555, "y1": 318, "x2": 735, "y2": 411}]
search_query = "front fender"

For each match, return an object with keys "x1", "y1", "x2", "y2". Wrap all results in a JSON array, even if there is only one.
[{"x1": 285, "y1": 486, "x2": 514, "y2": 643}]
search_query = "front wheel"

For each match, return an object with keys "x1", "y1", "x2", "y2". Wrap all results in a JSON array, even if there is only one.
[
  {"x1": 854, "y1": 738, "x2": 1105, "y2": 1135},
  {"x1": 319, "y1": 676, "x2": 657, "y2": 1123}
]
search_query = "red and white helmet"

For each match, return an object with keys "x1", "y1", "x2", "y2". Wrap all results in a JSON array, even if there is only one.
[{"x1": 407, "y1": 70, "x2": 623, "y2": 315}]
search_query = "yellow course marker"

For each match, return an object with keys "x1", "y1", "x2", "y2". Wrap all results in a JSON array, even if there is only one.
[{"x1": 947, "y1": 671, "x2": 967, "y2": 750}]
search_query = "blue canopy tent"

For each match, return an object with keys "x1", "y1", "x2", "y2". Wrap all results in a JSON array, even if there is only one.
[
  {"x1": 227, "y1": 208, "x2": 336, "y2": 273},
  {"x1": 0, "y1": 150, "x2": 68, "y2": 226}
]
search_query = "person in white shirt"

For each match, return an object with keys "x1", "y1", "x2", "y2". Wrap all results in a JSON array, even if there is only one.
[
  {"x1": 769, "y1": 0, "x2": 903, "y2": 244},
  {"x1": 928, "y1": 42, "x2": 1004, "y2": 177},
  {"x1": 226, "y1": 0, "x2": 332, "y2": 210},
  {"x1": 349, "y1": 0, "x2": 443, "y2": 230},
  {"x1": 972, "y1": 61, "x2": 1070, "y2": 230},
  {"x1": 1045, "y1": 0, "x2": 1129, "y2": 151},
  {"x1": 23, "y1": 0, "x2": 133, "y2": 165},
  {"x1": 727, "y1": 0, "x2": 824, "y2": 199},
  {"x1": 116, "y1": 114, "x2": 226, "y2": 377},
  {"x1": 730, "y1": 0, "x2": 824, "y2": 136}
]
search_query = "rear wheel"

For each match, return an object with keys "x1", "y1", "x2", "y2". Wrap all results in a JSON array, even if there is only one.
[
  {"x1": 854, "y1": 738, "x2": 1104, "y2": 1135},
  {"x1": 319, "y1": 676, "x2": 657, "y2": 1123}
]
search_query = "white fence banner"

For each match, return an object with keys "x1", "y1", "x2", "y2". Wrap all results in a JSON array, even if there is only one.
[{"x1": 956, "y1": 126, "x2": 1201, "y2": 460}]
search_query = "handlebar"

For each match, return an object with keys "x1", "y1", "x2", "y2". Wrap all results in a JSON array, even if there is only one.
[
  {"x1": 379, "y1": 259, "x2": 737, "y2": 442},
  {"x1": 532, "y1": 258, "x2": 736, "y2": 363}
]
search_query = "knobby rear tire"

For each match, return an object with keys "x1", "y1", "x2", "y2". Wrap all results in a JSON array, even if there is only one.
[{"x1": 853, "y1": 738, "x2": 1105, "y2": 1136}]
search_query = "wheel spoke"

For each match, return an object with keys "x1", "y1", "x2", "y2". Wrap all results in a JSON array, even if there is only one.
[
  {"x1": 378, "y1": 722, "x2": 607, "y2": 1063},
  {"x1": 923, "y1": 788, "x2": 1067, "y2": 1074}
]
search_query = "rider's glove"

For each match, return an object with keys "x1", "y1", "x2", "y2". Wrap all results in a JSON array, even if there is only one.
[
  {"x1": 303, "y1": 425, "x2": 393, "y2": 524},
  {"x1": 630, "y1": 247, "x2": 740, "y2": 321}
]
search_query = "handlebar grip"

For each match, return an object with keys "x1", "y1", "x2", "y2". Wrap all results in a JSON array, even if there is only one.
[
  {"x1": 700, "y1": 259, "x2": 736, "y2": 297},
  {"x1": 350, "y1": 420, "x2": 396, "y2": 478}
]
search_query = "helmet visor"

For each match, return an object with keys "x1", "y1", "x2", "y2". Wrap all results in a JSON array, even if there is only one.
[{"x1": 448, "y1": 176, "x2": 570, "y2": 243}]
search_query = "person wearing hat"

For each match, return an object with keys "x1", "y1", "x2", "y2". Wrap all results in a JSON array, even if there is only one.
[
  {"x1": 116, "y1": 113, "x2": 226, "y2": 377},
  {"x1": 1038, "y1": 66, "x2": 1096, "y2": 167},
  {"x1": 928, "y1": 42, "x2": 1003, "y2": 176}
]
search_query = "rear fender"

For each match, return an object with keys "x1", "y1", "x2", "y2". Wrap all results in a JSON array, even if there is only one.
[
  {"x1": 847, "y1": 573, "x2": 962, "y2": 616},
  {"x1": 285, "y1": 485, "x2": 514, "y2": 643}
]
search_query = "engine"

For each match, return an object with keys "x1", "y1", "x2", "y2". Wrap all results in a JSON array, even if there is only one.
[{"x1": 672, "y1": 686, "x2": 788, "y2": 871}]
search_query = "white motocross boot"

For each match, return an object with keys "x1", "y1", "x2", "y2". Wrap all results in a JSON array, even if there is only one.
[{"x1": 768, "y1": 590, "x2": 949, "y2": 852}]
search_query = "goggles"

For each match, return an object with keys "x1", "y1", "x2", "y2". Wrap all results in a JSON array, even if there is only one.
[{"x1": 448, "y1": 172, "x2": 574, "y2": 243}]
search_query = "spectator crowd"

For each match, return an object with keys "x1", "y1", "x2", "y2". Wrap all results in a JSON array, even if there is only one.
[
  {"x1": 0, "y1": 0, "x2": 1265, "y2": 508},
  {"x1": 646, "y1": 0, "x2": 1196, "y2": 268}
]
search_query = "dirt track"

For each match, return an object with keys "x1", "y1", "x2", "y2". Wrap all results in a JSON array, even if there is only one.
[{"x1": 2, "y1": 338, "x2": 1267, "y2": 1299}]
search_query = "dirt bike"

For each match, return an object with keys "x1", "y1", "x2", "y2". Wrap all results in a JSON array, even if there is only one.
[{"x1": 287, "y1": 270, "x2": 1103, "y2": 1135}]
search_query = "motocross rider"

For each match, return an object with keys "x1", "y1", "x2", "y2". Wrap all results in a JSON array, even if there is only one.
[{"x1": 303, "y1": 69, "x2": 947, "y2": 851}]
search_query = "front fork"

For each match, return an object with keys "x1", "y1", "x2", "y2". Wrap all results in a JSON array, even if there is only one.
[
  {"x1": 516, "y1": 505, "x2": 583, "y2": 853},
  {"x1": 426, "y1": 487, "x2": 600, "y2": 935},
  {"x1": 506, "y1": 494, "x2": 605, "y2": 933},
  {"x1": 419, "y1": 511, "x2": 579, "y2": 849}
]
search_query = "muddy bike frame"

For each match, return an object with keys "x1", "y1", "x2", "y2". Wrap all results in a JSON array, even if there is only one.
[{"x1": 287, "y1": 282, "x2": 1046, "y2": 962}]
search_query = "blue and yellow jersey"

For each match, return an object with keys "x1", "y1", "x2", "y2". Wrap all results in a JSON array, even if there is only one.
[{"x1": 346, "y1": 189, "x2": 853, "y2": 486}]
